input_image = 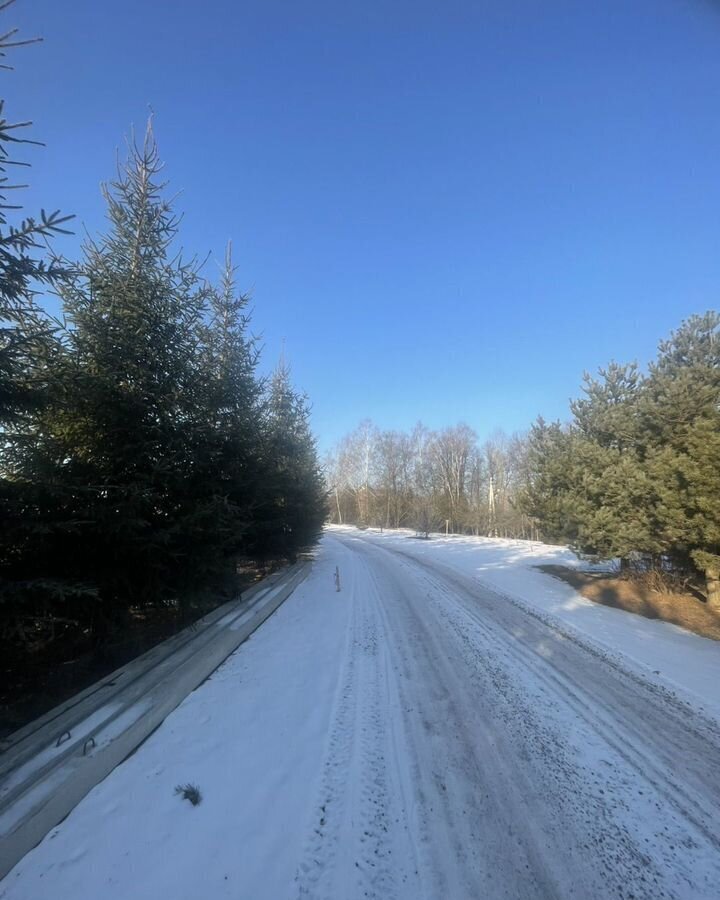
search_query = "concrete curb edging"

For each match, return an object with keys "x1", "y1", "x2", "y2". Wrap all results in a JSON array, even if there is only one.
[{"x1": 0, "y1": 561, "x2": 310, "y2": 881}]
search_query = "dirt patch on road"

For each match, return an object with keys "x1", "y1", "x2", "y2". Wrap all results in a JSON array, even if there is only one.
[{"x1": 538, "y1": 566, "x2": 720, "y2": 642}]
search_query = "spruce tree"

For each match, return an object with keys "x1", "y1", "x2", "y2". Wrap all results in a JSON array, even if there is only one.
[
  {"x1": 0, "y1": 2, "x2": 74, "y2": 636},
  {"x1": 40, "y1": 125, "x2": 209, "y2": 629},
  {"x1": 0, "y1": 6, "x2": 71, "y2": 424},
  {"x1": 249, "y1": 359, "x2": 326, "y2": 563},
  {"x1": 187, "y1": 244, "x2": 263, "y2": 577}
]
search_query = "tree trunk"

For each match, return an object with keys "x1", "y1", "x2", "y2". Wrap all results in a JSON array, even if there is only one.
[
  {"x1": 335, "y1": 487, "x2": 342, "y2": 525},
  {"x1": 707, "y1": 570, "x2": 720, "y2": 613}
]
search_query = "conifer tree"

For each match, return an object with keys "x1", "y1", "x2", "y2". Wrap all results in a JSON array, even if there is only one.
[
  {"x1": 570, "y1": 362, "x2": 642, "y2": 453},
  {"x1": 2, "y1": 6, "x2": 328, "y2": 654},
  {"x1": 568, "y1": 363, "x2": 660, "y2": 565},
  {"x1": 249, "y1": 359, "x2": 326, "y2": 562},
  {"x1": 0, "y1": 1, "x2": 74, "y2": 635},
  {"x1": 520, "y1": 313, "x2": 720, "y2": 607},
  {"x1": 517, "y1": 417, "x2": 577, "y2": 544},
  {"x1": 36, "y1": 125, "x2": 209, "y2": 628},
  {"x1": 0, "y1": 4, "x2": 71, "y2": 424},
  {"x1": 642, "y1": 313, "x2": 720, "y2": 607},
  {"x1": 187, "y1": 244, "x2": 263, "y2": 574}
]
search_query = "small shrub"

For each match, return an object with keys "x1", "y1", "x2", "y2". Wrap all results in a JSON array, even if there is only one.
[{"x1": 175, "y1": 783, "x2": 202, "y2": 806}]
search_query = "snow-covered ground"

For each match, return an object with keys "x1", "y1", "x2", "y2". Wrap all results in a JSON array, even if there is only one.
[
  {"x1": 334, "y1": 525, "x2": 720, "y2": 720},
  {"x1": 1, "y1": 528, "x2": 719, "y2": 899},
  {"x1": 1, "y1": 544, "x2": 354, "y2": 900}
]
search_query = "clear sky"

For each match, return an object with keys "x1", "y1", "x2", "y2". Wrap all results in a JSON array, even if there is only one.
[{"x1": 8, "y1": 0, "x2": 720, "y2": 451}]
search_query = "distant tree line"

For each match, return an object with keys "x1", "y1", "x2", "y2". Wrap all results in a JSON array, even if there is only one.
[
  {"x1": 0, "y1": 7, "x2": 326, "y2": 652},
  {"x1": 325, "y1": 421, "x2": 535, "y2": 540},
  {"x1": 327, "y1": 313, "x2": 720, "y2": 611}
]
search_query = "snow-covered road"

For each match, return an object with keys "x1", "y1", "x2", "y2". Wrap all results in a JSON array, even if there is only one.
[
  {"x1": 2, "y1": 530, "x2": 719, "y2": 899},
  {"x1": 299, "y1": 533, "x2": 720, "y2": 899}
]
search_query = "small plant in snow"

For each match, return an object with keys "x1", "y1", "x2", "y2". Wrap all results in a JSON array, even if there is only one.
[{"x1": 175, "y1": 783, "x2": 202, "y2": 806}]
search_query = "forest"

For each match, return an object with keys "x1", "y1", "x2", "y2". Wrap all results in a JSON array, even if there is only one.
[
  {"x1": 326, "y1": 312, "x2": 720, "y2": 610},
  {"x1": 0, "y1": 6, "x2": 326, "y2": 717}
]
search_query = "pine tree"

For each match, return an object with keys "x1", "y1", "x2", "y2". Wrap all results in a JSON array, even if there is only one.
[
  {"x1": 567, "y1": 437, "x2": 661, "y2": 563},
  {"x1": 568, "y1": 363, "x2": 661, "y2": 565},
  {"x1": 642, "y1": 313, "x2": 720, "y2": 608},
  {"x1": 570, "y1": 362, "x2": 642, "y2": 453},
  {"x1": 520, "y1": 313, "x2": 720, "y2": 607},
  {"x1": 517, "y1": 417, "x2": 578, "y2": 544},
  {"x1": 520, "y1": 369, "x2": 660, "y2": 564}
]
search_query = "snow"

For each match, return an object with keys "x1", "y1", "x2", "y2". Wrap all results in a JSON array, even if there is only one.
[
  {"x1": 331, "y1": 526, "x2": 720, "y2": 721},
  {"x1": 1, "y1": 528, "x2": 719, "y2": 899},
  {"x1": 0, "y1": 547, "x2": 353, "y2": 900}
]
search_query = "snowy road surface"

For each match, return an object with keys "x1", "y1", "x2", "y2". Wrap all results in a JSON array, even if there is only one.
[{"x1": 2, "y1": 529, "x2": 720, "y2": 899}]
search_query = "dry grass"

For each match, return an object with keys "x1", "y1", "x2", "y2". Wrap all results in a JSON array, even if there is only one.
[
  {"x1": 538, "y1": 565, "x2": 720, "y2": 642},
  {"x1": 175, "y1": 783, "x2": 202, "y2": 806}
]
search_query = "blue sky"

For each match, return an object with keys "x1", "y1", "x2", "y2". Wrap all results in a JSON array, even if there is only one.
[{"x1": 8, "y1": 0, "x2": 720, "y2": 451}]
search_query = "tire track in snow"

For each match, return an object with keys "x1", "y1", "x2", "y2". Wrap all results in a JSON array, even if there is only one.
[
  {"x1": 295, "y1": 546, "x2": 419, "y2": 900},
  {"x1": 348, "y1": 535, "x2": 720, "y2": 899},
  {"x1": 399, "y1": 551, "x2": 720, "y2": 857},
  {"x1": 364, "y1": 553, "x2": 576, "y2": 899}
]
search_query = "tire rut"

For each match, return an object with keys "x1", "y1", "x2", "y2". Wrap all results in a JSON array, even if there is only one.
[
  {"x1": 343, "y1": 535, "x2": 720, "y2": 899},
  {"x1": 295, "y1": 555, "x2": 418, "y2": 900}
]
